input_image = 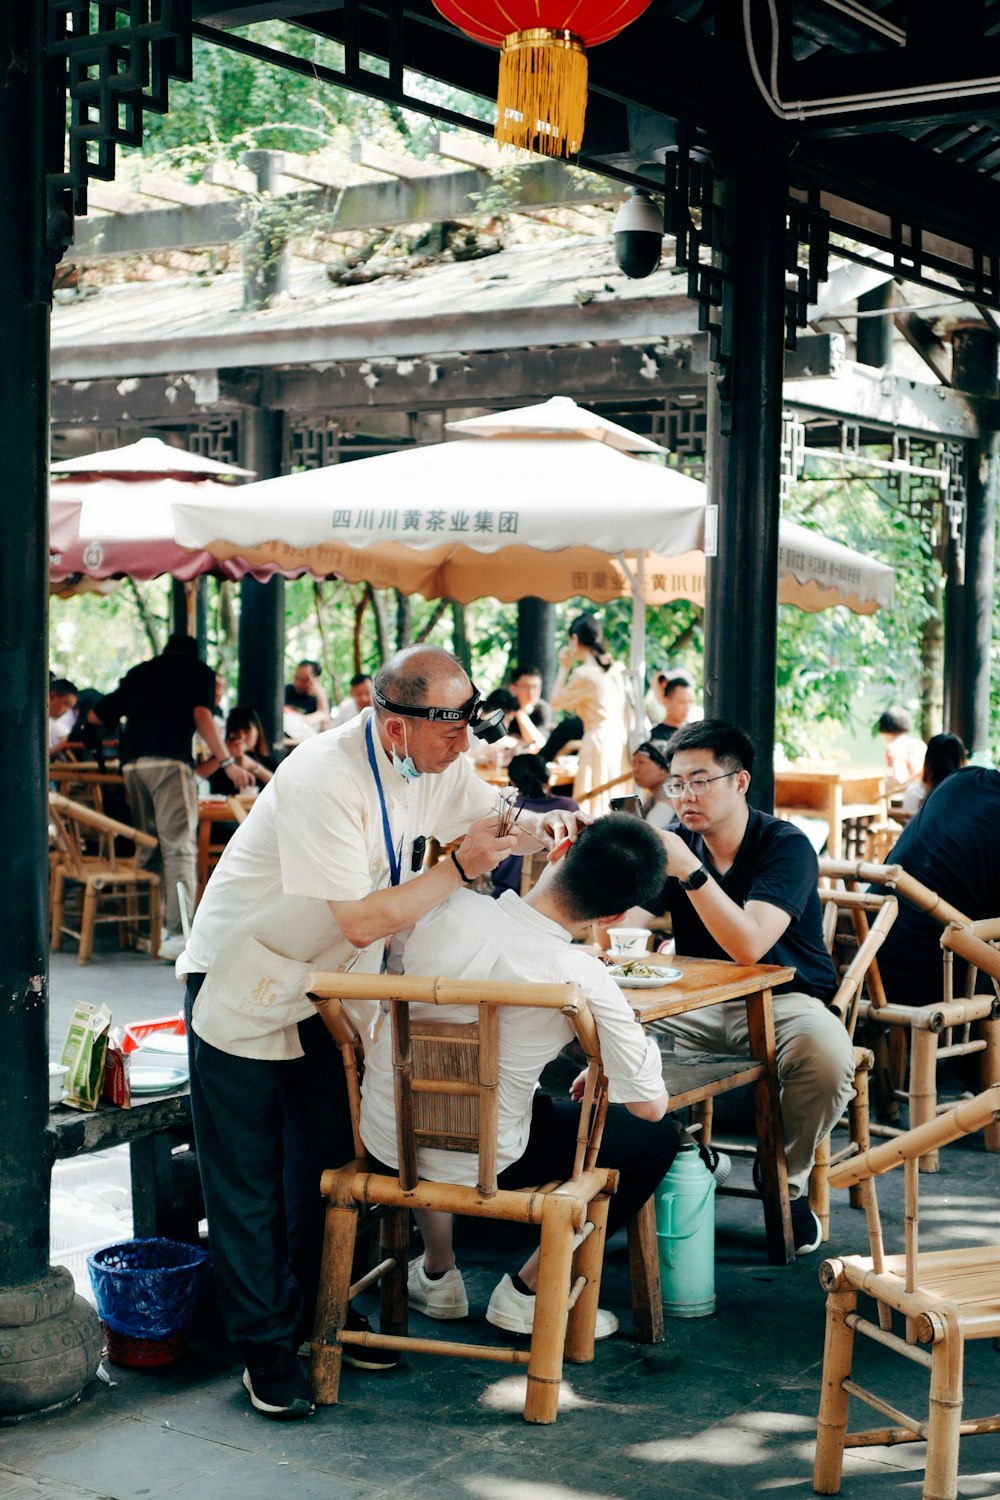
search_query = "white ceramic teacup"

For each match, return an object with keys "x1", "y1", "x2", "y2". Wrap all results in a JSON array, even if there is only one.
[
  {"x1": 607, "y1": 926, "x2": 651, "y2": 956},
  {"x1": 48, "y1": 1062, "x2": 69, "y2": 1105}
]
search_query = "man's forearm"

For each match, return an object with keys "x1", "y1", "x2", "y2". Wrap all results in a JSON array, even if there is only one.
[
  {"x1": 330, "y1": 858, "x2": 465, "y2": 949},
  {"x1": 193, "y1": 706, "x2": 231, "y2": 763}
]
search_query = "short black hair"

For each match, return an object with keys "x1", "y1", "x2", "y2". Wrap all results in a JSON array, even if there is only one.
[
  {"x1": 350, "y1": 672, "x2": 372, "y2": 688},
  {"x1": 876, "y1": 707, "x2": 912, "y2": 735},
  {"x1": 507, "y1": 753, "x2": 550, "y2": 798},
  {"x1": 634, "y1": 740, "x2": 670, "y2": 773},
  {"x1": 297, "y1": 659, "x2": 322, "y2": 677},
  {"x1": 656, "y1": 667, "x2": 694, "y2": 696},
  {"x1": 549, "y1": 814, "x2": 666, "y2": 921},
  {"x1": 164, "y1": 633, "x2": 198, "y2": 657},
  {"x1": 511, "y1": 664, "x2": 542, "y2": 681},
  {"x1": 923, "y1": 733, "x2": 966, "y2": 788},
  {"x1": 50, "y1": 678, "x2": 78, "y2": 697},
  {"x1": 665, "y1": 719, "x2": 754, "y2": 776},
  {"x1": 483, "y1": 687, "x2": 519, "y2": 714}
]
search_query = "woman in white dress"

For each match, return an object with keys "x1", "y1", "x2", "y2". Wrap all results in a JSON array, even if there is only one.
[{"x1": 550, "y1": 613, "x2": 631, "y2": 815}]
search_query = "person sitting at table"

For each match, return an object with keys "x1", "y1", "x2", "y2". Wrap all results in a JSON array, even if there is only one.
[
  {"x1": 875, "y1": 706, "x2": 925, "y2": 790},
  {"x1": 329, "y1": 672, "x2": 374, "y2": 729},
  {"x1": 487, "y1": 686, "x2": 548, "y2": 752},
  {"x1": 643, "y1": 719, "x2": 855, "y2": 1256},
  {"x1": 358, "y1": 813, "x2": 685, "y2": 1336},
  {"x1": 649, "y1": 667, "x2": 697, "y2": 746},
  {"x1": 508, "y1": 664, "x2": 552, "y2": 744},
  {"x1": 489, "y1": 754, "x2": 578, "y2": 898},
  {"x1": 197, "y1": 706, "x2": 275, "y2": 794},
  {"x1": 284, "y1": 659, "x2": 331, "y2": 734},
  {"x1": 900, "y1": 731, "x2": 966, "y2": 815},
  {"x1": 48, "y1": 678, "x2": 78, "y2": 757},
  {"x1": 632, "y1": 739, "x2": 675, "y2": 828}
]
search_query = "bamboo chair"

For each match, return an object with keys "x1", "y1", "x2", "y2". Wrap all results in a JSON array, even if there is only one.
[
  {"x1": 308, "y1": 970, "x2": 616, "y2": 1425},
  {"x1": 49, "y1": 792, "x2": 162, "y2": 964},
  {"x1": 813, "y1": 1083, "x2": 1000, "y2": 1500},
  {"x1": 809, "y1": 888, "x2": 898, "y2": 1238},
  {"x1": 819, "y1": 859, "x2": 1000, "y2": 1171},
  {"x1": 577, "y1": 770, "x2": 633, "y2": 813}
]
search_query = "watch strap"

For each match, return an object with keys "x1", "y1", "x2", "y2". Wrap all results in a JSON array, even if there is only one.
[{"x1": 679, "y1": 864, "x2": 709, "y2": 891}]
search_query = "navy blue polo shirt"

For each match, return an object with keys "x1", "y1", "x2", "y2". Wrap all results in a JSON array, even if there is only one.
[{"x1": 648, "y1": 807, "x2": 836, "y2": 1002}]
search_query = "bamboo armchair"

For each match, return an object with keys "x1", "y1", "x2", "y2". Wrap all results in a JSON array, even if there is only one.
[
  {"x1": 49, "y1": 792, "x2": 162, "y2": 964},
  {"x1": 308, "y1": 970, "x2": 616, "y2": 1425},
  {"x1": 819, "y1": 859, "x2": 1000, "y2": 1171},
  {"x1": 813, "y1": 1084, "x2": 1000, "y2": 1500},
  {"x1": 809, "y1": 888, "x2": 898, "y2": 1238}
]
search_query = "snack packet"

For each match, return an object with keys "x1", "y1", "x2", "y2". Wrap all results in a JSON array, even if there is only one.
[
  {"x1": 60, "y1": 1002, "x2": 112, "y2": 1111},
  {"x1": 101, "y1": 1034, "x2": 131, "y2": 1108}
]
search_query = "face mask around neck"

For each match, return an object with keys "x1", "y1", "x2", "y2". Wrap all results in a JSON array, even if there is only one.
[{"x1": 391, "y1": 723, "x2": 421, "y2": 781}]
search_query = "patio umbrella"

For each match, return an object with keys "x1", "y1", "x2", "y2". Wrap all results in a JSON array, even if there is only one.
[{"x1": 49, "y1": 436, "x2": 273, "y2": 586}]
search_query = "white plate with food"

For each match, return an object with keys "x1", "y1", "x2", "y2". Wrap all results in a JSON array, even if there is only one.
[{"x1": 607, "y1": 961, "x2": 683, "y2": 988}]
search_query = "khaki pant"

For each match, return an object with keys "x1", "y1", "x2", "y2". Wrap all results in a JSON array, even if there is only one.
[
  {"x1": 662, "y1": 990, "x2": 856, "y2": 1198},
  {"x1": 123, "y1": 758, "x2": 198, "y2": 935}
]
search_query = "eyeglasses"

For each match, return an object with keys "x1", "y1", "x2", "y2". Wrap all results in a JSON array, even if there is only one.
[{"x1": 665, "y1": 771, "x2": 739, "y2": 799}]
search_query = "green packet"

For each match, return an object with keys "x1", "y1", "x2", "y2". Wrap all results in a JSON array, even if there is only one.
[{"x1": 60, "y1": 1002, "x2": 112, "y2": 1111}]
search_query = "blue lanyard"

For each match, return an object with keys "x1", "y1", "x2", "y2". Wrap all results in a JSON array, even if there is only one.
[{"x1": 365, "y1": 717, "x2": 402, "y2": 887}]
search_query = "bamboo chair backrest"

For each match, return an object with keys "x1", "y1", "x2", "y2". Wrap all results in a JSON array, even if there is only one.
[
  {"x1": 819, "y1": 888, "x2": 898, "y2": 1034},
  {"x1": 48, "y1": 791, "x2": 157, "y2": 874},
  {"x1": 577, "y1": 771, "x2": 632, "y2": 811},
  {"x1": 309, "y1": 971, "x2": 602, "y2": 1197},
  {"x1": 940, "y1": 920, "x2": 1000, "y2": 999}
]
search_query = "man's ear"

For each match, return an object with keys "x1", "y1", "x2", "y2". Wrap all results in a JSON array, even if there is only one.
[{"x1": 594, "y1": 912, "x2": 629, "y2": 928}]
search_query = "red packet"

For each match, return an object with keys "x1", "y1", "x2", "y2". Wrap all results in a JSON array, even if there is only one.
[{"x1": 101, "y1": 1037, "x2": 132, "y2": 1108}]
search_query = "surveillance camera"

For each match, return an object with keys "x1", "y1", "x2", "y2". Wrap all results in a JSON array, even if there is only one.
[{"x1": 612, "y1": 190, "x2": 663, "y2": 280}]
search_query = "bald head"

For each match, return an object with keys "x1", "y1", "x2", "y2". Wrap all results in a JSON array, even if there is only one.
[{"x1": 374, "y1": 647, "x2": 470, "y2": 713}]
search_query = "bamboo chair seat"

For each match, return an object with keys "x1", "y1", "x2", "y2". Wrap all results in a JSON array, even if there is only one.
[
  {"x1": 49, "y1": 792, "x2": 162, "y2": 964},
  {"x1": 820, "y1": 859, "x2": 1000, "y2": 1172},
  {"x1": 814, "y1": 1084, "x2": 1000, "y2": 1500},
  {"x1": 308, "y1": 970, "x2": 618, "y2": 1425}
]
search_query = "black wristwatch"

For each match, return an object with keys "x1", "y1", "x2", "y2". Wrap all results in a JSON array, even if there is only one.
[{"x1": 678, "y1": 865, "x2": 709, "y2": 891}]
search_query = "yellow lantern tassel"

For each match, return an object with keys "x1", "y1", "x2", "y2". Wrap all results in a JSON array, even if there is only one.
[{"x1": 495, "y1": 29, "x2": 588, "y2": 158}]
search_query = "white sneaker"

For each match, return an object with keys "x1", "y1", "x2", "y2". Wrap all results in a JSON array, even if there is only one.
[
  {"x1": 407, "y1": 1257, "x2": 469, "y2": 1320},
  {"x1": 158, "y1": 933, "x2": 186, "y2": 962},
  {"x1": 485, "y1": 1273, "x2": 619, "y2": 1339}
]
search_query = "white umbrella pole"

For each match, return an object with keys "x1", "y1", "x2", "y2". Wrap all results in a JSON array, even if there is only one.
[{"x1": 618, "y1": 550, "x2": 649, "y2": 746}]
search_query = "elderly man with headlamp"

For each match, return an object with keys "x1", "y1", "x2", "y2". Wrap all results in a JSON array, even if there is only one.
[{"x1": 177, "y1": 646, "x2": 579, "y2": 1423}]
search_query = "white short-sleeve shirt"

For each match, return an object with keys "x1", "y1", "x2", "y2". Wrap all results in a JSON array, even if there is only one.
[
  {"x1": 358, "y1": 888, "x2": 665, "y2": 1183},
  {"x1": 181, "y1": 709, "x2": 498, "y2": 1059}
]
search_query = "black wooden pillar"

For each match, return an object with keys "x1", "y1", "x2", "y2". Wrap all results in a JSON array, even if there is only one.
[
  {"x1": 238, "y1": 408, "x2": 284, "y2": 751},
  {"x1": 944, "y1": 327, "x2": 998, "y2": 758},
  {"x1": 0, "y1": 1, "x2": 102, "y2": 1415},
  {"x1": 855, "y1": 282, "x2": 894, "y2": 370},
  {"x1": 702, "y1": 136, "x2": 788, "y2": 811},
  {"x1": 517, "y1": 598, "x2": 555, "y2": 696}
]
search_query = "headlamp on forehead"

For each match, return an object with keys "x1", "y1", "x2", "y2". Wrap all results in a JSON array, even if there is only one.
[{"x1": 373, "y1": 682, "x2": 507, "y2": 743}]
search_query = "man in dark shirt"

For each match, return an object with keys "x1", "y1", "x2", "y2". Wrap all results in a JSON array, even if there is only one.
[
  {"x1": 875, "y1": 765, "x2": 1000, "y2": 1006},
  {"x1": 96, "y1": 634, "x2": 252, "y2": 958},
  {"x1": 645, "y1": 720, "x2": 854, "y2": 1254}
]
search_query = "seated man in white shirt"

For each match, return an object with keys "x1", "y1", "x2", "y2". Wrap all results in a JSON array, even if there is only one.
[{"x1": 359, "y1": 813, "x2": 685, "y2": 1339}]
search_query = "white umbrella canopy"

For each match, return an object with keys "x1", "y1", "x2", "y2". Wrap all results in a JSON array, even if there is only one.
[{"x1": 51, "y1": 435, "x2": 253, "y2": 480}]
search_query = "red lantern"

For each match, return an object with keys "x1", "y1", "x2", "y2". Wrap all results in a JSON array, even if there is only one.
[{"x1": 431, "y1": 0, "x2": 654, "y2": 158}]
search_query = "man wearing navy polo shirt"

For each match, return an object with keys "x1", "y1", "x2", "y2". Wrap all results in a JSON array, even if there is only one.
[{"x1": 645, "y1": 719, "x2": 854, "y2": 1255}]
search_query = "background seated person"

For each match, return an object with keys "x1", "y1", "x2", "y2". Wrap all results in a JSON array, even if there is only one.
[
  {"x1": 508, "y1": 664, "x2": 552, "y2": 744},
  {"x1": 490, "y1": 754, "x2": 578, "y2": 898},
  {"x1": 330, "y1": 672, "x2": 374, "y2": 729},
  {"x1": 876, "y1": 706, "x2": 925, "y2": 790},
  {"x1": 874, "y1": 763, "x2": 1000, "y2": 1009},
  {"x1": 649, "y1": 667, "x2": 697, "y2": 746},
  {"x1": 632, "y1": 739, "x2": 675, "y2": 828},
  {"x1": 48, "y1": 678, "x2": 78, "y2": 757},
  {"x1": 643, "y1": 719, "x2": 854, "y2": 1256},
  {"x1": 197, "y1": 706, "x2": 275, "y2": 794},
  {"x1": 284, "y1": 659, "x2": 331, "y2": 734},
  {"x1": 900, "y1": 731, "x2": 966, "y2": 814},
  {"x1": 359, "y1": 814, "x2": 683, "y2": 1338}
]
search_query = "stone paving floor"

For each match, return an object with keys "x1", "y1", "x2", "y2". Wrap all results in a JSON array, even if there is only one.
[{"x1": 8, "y1": 945, "x2": 999, "y2": 1500}]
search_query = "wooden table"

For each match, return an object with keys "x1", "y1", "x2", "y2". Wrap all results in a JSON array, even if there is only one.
[
  {"x1": 196, "y1": 793, "x2": 256, "y2": 901},
  {"x1": 774, "y1": 765, "x2": 887, "y2": 860},
  {"x1": 629, "y1": 955, "x2": 796, "y2": 1267}
]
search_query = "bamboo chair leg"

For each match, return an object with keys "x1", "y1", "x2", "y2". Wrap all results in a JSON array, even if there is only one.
[
  {"x1": 979, "y1": 1018, "x2": 1000, "y2": 1155},
  {"x1": 78, "y1": 882, "x2": 99, "y2": 965},
  {"x1": 813, "y1": 1288, "x2": 857, "y2": 1496},
  {"x1": 870, "y1": 1027, "x2": 901, "y2": 1122},
  {"x1": 923, "y1": 1317, "x2": 964, "y2": 1500},
  {"x1": 148, "y1": 881, "x2": 161, "y2": 960},
  {"x1": 310, "y1": 1193, "x2": 360, "y2": 1406},
  {"x1": 524, "y1": 1196, "x2": 576, "y2": 1425},
  {"x1": 51, "y1": 868, "x2": 66, "y2": 951},
  {"x1": 378, "y1": 1207, "x2": 410, "y2": 1339},
  {"x1": 910, "y1": 1029, "x2": 940, "y2": 1172},
  {"x1": 847, "y1": 1066, "x2": 871, "y2": 1211},
  {"x1": 888, "y1": 1027, "x2": 908, "y2": 1106},
  {"x1": 565, "y1": 1190, "x2": 611, "y2": 1365},
  {"x1": 691, "y1": 1099, "x2": 713, "y2": 1146},
  {"x1": 809, "y1": 1133, "x2": 832, "y2": 1239},
  {"x1": 626, "y1": 1196, "x2": 664, "y2": 1345}
]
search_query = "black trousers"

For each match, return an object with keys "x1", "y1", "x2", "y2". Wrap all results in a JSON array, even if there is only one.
[
  {"x1": 184, "y1": 977, "x2": 355, "y2": 1352},
  {"x1": 497, "y1": 1092, "x2": 680, "y2": 1239}
]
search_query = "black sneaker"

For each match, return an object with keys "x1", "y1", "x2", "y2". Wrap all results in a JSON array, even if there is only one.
[
  {"x1": 243, "y1": 1343, "x2": 314, "y2": 1420},
  {"x1": 340, "y1": 1307, "x2": 400, "y2": 1371},
  {"x1": 790, "y1": 1197, "x2": 823, "y2": 1256}
]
